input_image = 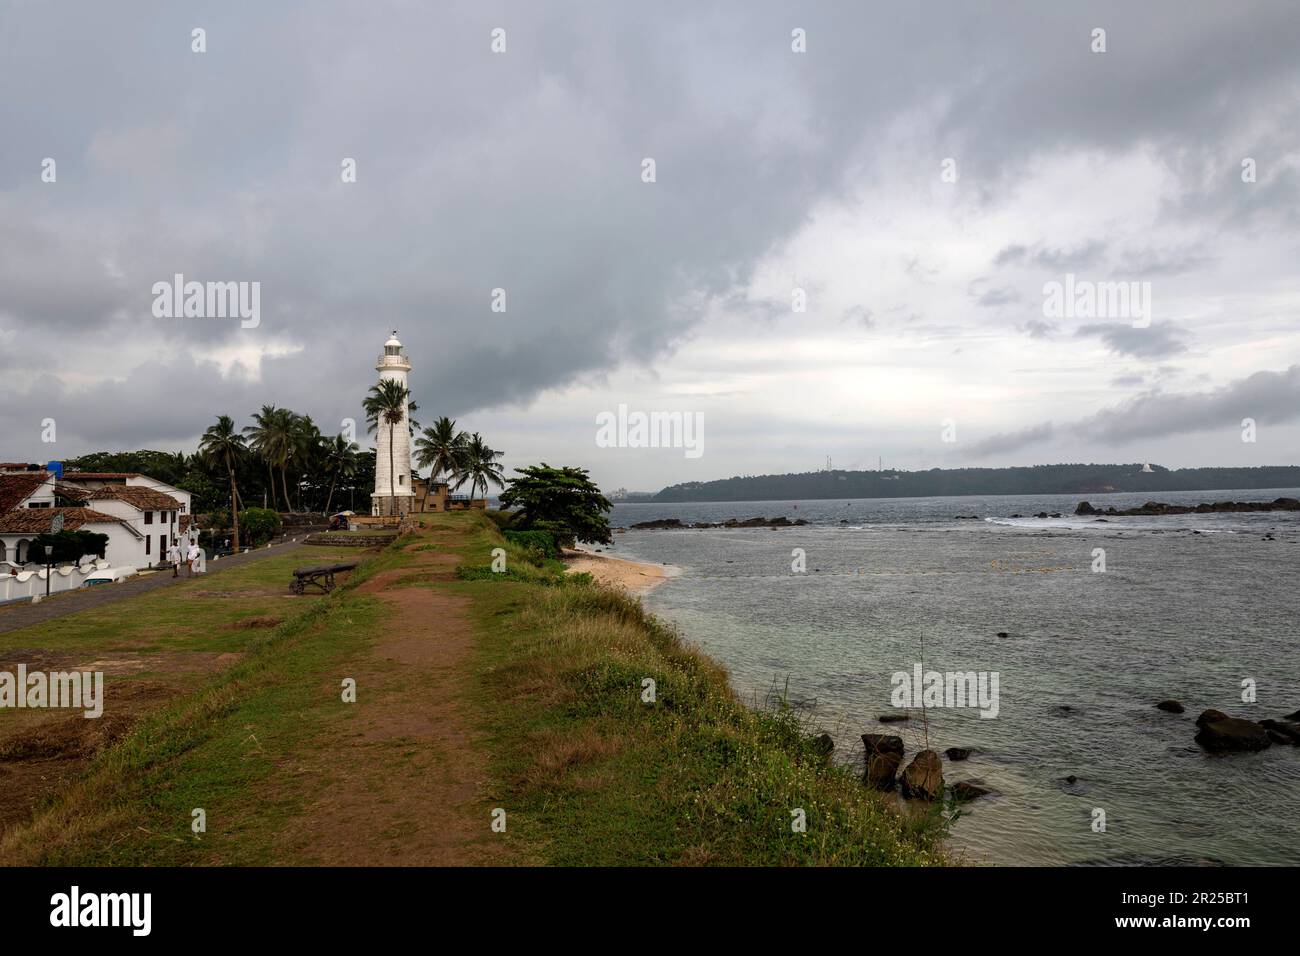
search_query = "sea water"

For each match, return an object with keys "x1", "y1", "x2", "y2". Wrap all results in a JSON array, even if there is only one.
[{"x1": 607, "y1": 489, "x2": 1300, "y2": 866}]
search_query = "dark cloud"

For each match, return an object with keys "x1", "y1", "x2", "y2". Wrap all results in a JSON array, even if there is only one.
[
  {"x1": 1020, "y1": 319, "x2": 1056, "y2": 338},
  {"x1": 994, "y1": 240, "x2": 1109, "y2": 271},
  {"x1": 1074, "y1": 365, "x2": 1300, "y2": 443},
  {"x1": 1, "y1": 1, "x2": 1298, "y2": 467},
  {"x1": 1076, "y1": 322, "x2": 1190, "y2": 359},
  {"x1": 963, "y1": 422, "x2": 1056, "y2": 457}
]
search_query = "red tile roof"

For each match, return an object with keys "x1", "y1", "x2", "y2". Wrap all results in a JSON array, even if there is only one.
[
  {"x1": 60, "y1": 472, "x2": 142, "y2": 480},
  {"x1": 86, "y1": 486, "x2": 181, "y2": 511},
  {"x1": 0, "y1": 473, "x2": 50, "y2": 512},
  {"x1": 55, "y1": 483, "x2": 92, "y2": 503},
  {"x1": 0, "y1": 507, "x2": 124, "y2": 534}
]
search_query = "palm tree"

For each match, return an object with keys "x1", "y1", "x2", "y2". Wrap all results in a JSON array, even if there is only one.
[
  {"x1": 290, "y1": 413, "x2": 322, "y2": 511},
  {"x1": 414, "y1": 416, "x2": 469, "y2": 486},
  {"x1": 244, "y1": 404, "x2": 293, "y2": 512},
  {"x1": 198, "y1": 415, "x2": 247, "y2": 554},
  {"x1": 453, "y1": 433, "x2": 505, "y2": 501},
  {"x1": 321, "y1": 434, "x2": 360, "y2": 516},
  {"x1": 363, "y1": 378, "x2": 418, "y2": 516}
]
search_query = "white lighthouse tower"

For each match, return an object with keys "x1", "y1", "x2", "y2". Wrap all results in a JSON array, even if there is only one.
[{"x1": 371, "y1": 331, "x2": 417, "y2": 516}]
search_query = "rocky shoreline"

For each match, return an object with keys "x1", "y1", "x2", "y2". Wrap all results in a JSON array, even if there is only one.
[
  {"x1": 1075, "y1": 497, "x2": 1300, "y2": 517},
  {"x1": 818, "y1": 699, "x2": 1300, "y2": 809},
  {"x1": 627, "y1": 515, "x2": 809, "y2": 530}
]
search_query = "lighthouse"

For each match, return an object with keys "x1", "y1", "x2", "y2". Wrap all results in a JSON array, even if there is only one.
[{"x1": 371, "y1": 331, "x2": 417, "y2": 516}]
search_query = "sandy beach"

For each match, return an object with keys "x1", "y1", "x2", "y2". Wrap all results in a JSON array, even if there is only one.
[{"x1": 562, "y1": 548, "x2": 673, "y2": 595}]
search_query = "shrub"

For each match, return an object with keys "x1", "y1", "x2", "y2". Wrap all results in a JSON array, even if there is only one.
[
  {"x1": 29, "y1": 530, "x2": 109, "y2": 563},
  {"x1": 503, "y1": 529, "x2": 559, "y2": 560},
  {"x1": 238, "y1": 507, "x2": 282, "y2": 545}
]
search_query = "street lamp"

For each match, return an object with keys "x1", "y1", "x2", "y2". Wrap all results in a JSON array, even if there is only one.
[{"x1": 44, "y1": 545, "x2": 53, "y2": 598}]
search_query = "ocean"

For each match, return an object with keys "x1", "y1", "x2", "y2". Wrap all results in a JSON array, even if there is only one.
[{"x1": 604, "y1": 489, "x2": 1300, "y2": 866}]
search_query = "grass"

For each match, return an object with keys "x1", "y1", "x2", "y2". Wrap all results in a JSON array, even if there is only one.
[
  {"x1": 0, "y1": 543, "x2": 361, "y2": 655},
  {"x1": 1, "y1": 512, "x2": 946, "y2": 866},
  {"x1": 0, "y1": 541, "x2": 415, "y2": 865},
  {"x1": 448, "y1": 513, "x2": 947, "y2": 865}
]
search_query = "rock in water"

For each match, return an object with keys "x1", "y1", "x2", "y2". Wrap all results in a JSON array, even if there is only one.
[
  {"x1": 1259, "y1": 719, "x2": 1300, "y2": 744},
  {"x1": 861, "y1": 734, "x2": 904, "y2": 790},
  {"x1": 1155, "y1": 700, "x2": 1185, "y2": 714},
  {"x1": 1194, "y1": 716, "x2": 1271, "y2": 753},
  {"x1": 944, "y1": 747, "x2": 973, "y2": 761},
  {"x1": 950, "y1": 781, "x2": 993, "y2": 802},
  {"x1": 811, "y1": 732, "x2": 835, "y2": 760},
  {"x1": 1195, "y1": 708, "x2": 1228, "y2": 728},
  {"x1": 901, "y1": 750, "x2": 943, "y2": 800},
  {"x1": 878, "y1": 713, "x2": 909, "y2": 723}
]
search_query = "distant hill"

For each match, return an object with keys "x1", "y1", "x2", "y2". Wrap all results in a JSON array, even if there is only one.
[{"x1": 650, "y1": 464, "x2": 1300, "y2": 502}]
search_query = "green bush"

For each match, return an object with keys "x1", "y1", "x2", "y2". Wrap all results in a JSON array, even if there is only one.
[
  {"x1": 29, "y1": 530, "x2": 109, "y2": 564},
  {"x1": 238, "y1": 507, "x2": 282, "y2": 545},
  {"x1": 503, "y1": 529, "x2": 559, "y2": 560}
]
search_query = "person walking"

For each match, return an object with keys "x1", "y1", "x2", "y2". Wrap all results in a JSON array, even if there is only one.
[
  {"x1": 186, "y1": 541, "x2": 202, "y2": 575},
  {"x1": 167, "y1": 539, "x2": 183, "y2": 577}
]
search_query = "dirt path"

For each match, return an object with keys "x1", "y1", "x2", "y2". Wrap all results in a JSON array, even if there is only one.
[{"x1": 273, "y1": 541, "x2": 508, "y2": 865}]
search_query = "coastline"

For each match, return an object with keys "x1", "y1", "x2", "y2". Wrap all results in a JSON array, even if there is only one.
[{"x1": 562, "y1": 546, "x2": 677, "y2": 595}]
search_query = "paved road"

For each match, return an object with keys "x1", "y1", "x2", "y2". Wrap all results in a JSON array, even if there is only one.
[{"x1": 0, "y1": 539, "x2": 306, "y2": 636}]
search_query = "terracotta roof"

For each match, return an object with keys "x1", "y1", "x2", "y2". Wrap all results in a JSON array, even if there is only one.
[
  {"x1": 0, "y1": 473, "x2": 50, "y2": 512},
  {"x1": 86, "y1": 486, "x2": 181, "y2": 511},
  {"x1": 60, "y1": 472, "x2": 141, "y2": 480},
  {"x1": 0, "y1": 507, "x2": 123, "y2": 534},
  {"x1": 55, "y1": 482, "x2": 92, "y2": 503}
]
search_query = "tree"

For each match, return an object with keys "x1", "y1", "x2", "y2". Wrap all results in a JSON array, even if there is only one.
[
  {"x1": 238, "y1": 506, "x2": 282, "y2": 545},
  {"x1": 198, "y1": 415, "x2": 247, "y2": 554},
  {"x1": 453, "y1": 432, "x2": 505, "y2": 501},
  {"x1": 244, "y1": 405, "x2": 293, "y2": 512},
  {"x1": 322, "y1": 433, "x2": 360, "y2": 516},
  {"x1": 31, "y1": 530, "x2": 108, "y2": 563},
  {"x1": 497, "y1": 464, "x2": 612, "y2": 546},
  {"x1": 363, "y1": 378, "x2": 418, "y2": 516},
  {"x1": 415, "y1": 416, "x2": 468, "y2": 485}
]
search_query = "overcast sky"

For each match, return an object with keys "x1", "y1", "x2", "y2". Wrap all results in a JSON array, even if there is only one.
[{"x1": 2, "y1": 1, "x2": 1298, "y2": 492}]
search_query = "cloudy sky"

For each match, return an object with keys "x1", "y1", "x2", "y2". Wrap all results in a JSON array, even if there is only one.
[{"x1": 2, "y1": 0, "x2": 1298, "y2": 492}]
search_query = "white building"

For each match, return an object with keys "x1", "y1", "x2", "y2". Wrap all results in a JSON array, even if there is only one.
[
  {"x1": 0, "y1": 469, "x2": 186, "y2": 571},
  {"x1": 371, "y1": 331, "x2": 417, "y2": 516}
]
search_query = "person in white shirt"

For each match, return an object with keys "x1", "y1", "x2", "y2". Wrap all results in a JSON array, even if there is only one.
[
  {"x1": 186, "y1": 542, "x2": 202, "y2": 574},
  {"x1": 167, "y1": 540, "x2": 183, "y2": 577}
]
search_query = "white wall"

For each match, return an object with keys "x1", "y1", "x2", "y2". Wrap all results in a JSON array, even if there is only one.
[
  {"x1": 0, "y1": 558, "x2": 111, "y2": 604},
  {"x1": 86, "y1": 501, "x2": 172, "y2": 566},
  {"x1": 0, "y1": 521, "x2": 145, "y2": 572}
]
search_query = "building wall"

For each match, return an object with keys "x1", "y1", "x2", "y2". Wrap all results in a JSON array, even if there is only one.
[
  {"x1": 0, "y1": 520, "x2": 135, "y2": 568},
  {"x1": 83, "y1": 500, "x2": 174, "y2": 567}
]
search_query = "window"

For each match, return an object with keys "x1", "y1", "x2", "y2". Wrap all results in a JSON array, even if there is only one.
[
  {"x1": 399, "y1": 474, "x2": 405, "y2": 486},
  {"x1": 145, "y1": 536, "x2": 151, "y2": 555},
  {"x1": 28, "y1": 501, "x2": 51, "y2": 508},
  {"x1": 144, "y1": 511, "x2": 154, "y2": 525}
]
